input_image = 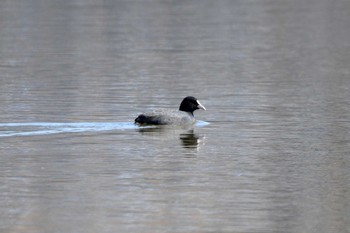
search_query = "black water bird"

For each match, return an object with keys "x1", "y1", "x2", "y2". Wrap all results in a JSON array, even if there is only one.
[{"x1": 135, "y1": 96, "x2": 206, "y2": 125}]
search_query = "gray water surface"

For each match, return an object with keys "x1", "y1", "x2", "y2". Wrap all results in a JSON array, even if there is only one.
[{"x1": 1, "y1": 0, "x2": 350, "y2": 233}]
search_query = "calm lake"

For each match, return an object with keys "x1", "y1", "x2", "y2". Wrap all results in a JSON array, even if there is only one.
[{"x1": 1, "y1": 0, "x2": 350, "y2": 232}]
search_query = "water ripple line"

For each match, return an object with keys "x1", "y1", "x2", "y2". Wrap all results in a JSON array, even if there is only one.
[{"x1": 0, "y1": 121, "x2": 209, "y2": 137}]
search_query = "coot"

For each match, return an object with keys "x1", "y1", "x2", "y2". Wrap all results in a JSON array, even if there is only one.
[{"x1": 135, "y1": 96, "x2": 206, "y2": 125}]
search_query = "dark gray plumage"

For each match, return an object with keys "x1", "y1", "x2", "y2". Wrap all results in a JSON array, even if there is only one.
[{"x1": 135, "y1": 96, "x2": 206, "y2": 125}]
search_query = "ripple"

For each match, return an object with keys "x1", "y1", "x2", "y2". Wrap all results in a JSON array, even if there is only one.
[{"x1": 0, "y1": 121, "x2": 209, "y2": 137}]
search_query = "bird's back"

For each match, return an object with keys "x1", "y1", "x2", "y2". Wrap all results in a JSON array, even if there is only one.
[{"x1": 135, "y1": 109, "x2": 195, "y2": 125}]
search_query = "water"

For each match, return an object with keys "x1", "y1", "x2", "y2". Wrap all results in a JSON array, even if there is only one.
[{"x1": 1, "y1": 0, "x2": 350, "y2": 232}]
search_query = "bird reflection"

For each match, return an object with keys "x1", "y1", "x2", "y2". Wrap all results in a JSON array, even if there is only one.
[
  {"x1": 137, "y1": 127, "x2": 204, "y2": 150},
  {"x1": 179, "y1": 130, "x2": 200, "y2": 148}
]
